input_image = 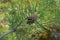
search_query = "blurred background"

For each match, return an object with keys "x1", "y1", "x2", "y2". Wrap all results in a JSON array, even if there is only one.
[{"x1": 0, "y1": 0, "x2": 60, "y2": 40}]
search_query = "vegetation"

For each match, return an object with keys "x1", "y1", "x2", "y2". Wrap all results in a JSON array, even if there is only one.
[{"x1": 0, "y1": 0, "x2": 60, "y2": 40}]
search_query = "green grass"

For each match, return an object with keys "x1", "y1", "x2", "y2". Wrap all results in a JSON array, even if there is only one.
[{"x1": 0, "y1": 0, "x2": 60, "y2": 40}]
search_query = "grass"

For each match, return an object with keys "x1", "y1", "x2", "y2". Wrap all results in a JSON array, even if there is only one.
[{"x1": 0, "y1": 0, "x2": 60, "y2": 40}]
